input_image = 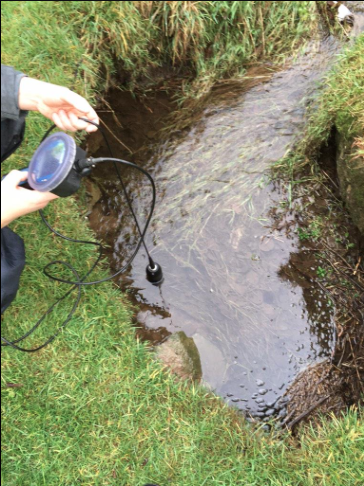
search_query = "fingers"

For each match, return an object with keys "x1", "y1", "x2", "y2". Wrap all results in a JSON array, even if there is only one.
[
  {"x1": 82, "y1": 108, "x2": 99, "y2": 132},
  {"x1": 56, "y1": 110, "x2": 77, "y2": 132},
  {"x1": 19, "y1": 189, "x2": 59, "y2": 209},
  {"x1": 43, "y1": 87, "x2": 99, "y2": 132},
  {"x1": 52, "y1": 112, "x2": 73, "y2": 132},
  {"x1": 76, "y1": 107, "x2": 99, "y2": 132},
  {"x1": 3, "y1": 170, "x2": 28, "y2": 187},
  {"x1": 61, "y1": 89, "x2": 92, "y2": 114},
  {"x1": 69, "y1": 112, "x2": 98, "y2": 132},
  {"x1": 52, "y1": 108, "x2": 99, "y2": 133},
  {"x1": 69, "y1": 112, "x2": 89, "y2": 131},
  {"x1": 61, "y1": 90, "x2": 99, "y2": 132},
  {"x1": 84, "y1": 116, "x2": 99, "y2": 133}
]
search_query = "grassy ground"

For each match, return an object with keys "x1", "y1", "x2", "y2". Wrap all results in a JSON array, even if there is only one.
[
  {"x1": 1, "y1": 1, "x2": 320, "y2": 99},
  {"x1": 1, "y1": 2, "x2": 363, "y2": 485}
]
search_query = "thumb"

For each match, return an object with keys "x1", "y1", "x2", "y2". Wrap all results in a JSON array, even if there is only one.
[{"x1": 3, "y1": 170, "x2": 29, "y2": 187}]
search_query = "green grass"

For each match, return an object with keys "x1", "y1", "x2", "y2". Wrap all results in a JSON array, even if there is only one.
[
  {"x1": 1, "y1": 1, "x2": 320, "y2": 98},
  {"x1": 1, "y1": 2, "x2": 363, "y2": 485}
]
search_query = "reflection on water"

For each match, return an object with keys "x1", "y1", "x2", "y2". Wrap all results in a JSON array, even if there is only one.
[{"x1": 89, "y1": 17, "x2": 363, "y2": 416}]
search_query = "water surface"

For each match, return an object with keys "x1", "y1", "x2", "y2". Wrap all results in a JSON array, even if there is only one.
[{"x1": 89, "y1": 14, "x2": 364, "y2": 416}]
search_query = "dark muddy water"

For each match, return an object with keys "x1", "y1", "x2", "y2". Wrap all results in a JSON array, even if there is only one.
[{"x1": 88, "y1": 10, "x2": 364, "y2": 417}]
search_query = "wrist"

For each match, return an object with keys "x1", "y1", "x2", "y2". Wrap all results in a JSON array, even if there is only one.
[
  {"x1": 1, "y1": 207, "x2": 19, "y2": 229},
  {"x1": 1, "y1": 196, "x2": 19, "y2": 228},
  {"x1": 1, "y1": 216, "x2": 13, "y2": 229},
  {"x1": 18, "y1": 77, "x2": 46, "y2": 111}
]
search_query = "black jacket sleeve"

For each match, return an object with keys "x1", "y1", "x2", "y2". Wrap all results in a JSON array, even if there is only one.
[
  {"x1": 1, "y1": 65, "x2": 28, "y2": 313},
  {"x1": 1, "y1": 65, "x2": 28, "y2": 163},
  {"x1": 1, "y1": 64, "x2": 27, "y2": 121}
]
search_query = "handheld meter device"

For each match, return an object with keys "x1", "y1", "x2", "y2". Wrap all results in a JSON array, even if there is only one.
[{"x1": 25, "y1": 132, "x2": 89, "y2": 197}]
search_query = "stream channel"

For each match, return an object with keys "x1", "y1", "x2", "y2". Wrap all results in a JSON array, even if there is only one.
[{"x1": 87, "y1": 4, "x2": 364, "y2": 419}]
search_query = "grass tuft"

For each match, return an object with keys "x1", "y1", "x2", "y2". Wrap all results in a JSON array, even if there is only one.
[{"x1": 2, "y1": 1, "x2": 319, "y2": 98}]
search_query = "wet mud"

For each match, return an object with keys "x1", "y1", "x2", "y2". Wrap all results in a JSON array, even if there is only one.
[{"x1": 86, "y1": 7, "x2": 364, "y2": 421}]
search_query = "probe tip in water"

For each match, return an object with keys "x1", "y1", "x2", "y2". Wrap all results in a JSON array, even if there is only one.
[{"x1": 146, "y1": 262, "x2": 164, "y2": 285}]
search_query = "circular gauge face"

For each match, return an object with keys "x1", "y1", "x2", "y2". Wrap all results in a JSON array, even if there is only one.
[{"x1": 28, "y1": 132, "x2": 76, "y2": 192}]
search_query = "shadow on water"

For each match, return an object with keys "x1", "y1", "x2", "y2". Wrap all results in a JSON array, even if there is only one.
[{"x1": 87, "y1": 11, "x2": 364, "y2": 417}]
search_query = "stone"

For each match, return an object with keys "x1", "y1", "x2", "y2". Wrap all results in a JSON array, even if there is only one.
[
  {"x1": 278, "y1": 409, "x2": 288, "y2": 419},
  {"x1": 156, "y1": 331, "x2": 202, "y2": 382}
]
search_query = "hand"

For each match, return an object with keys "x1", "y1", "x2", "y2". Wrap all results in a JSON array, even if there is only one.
[
  {"x1": 18, "y1": 77, "x2": 99, "y2": 132},
  {"x1": 1, "y1": 171, "x2": 58, "y2": 228}
]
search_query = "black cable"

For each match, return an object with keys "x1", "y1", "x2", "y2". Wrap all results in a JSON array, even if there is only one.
[
  {"x1": 42, "y1": 156, "x2": 157, "y2": 286},
  {"x1": 79, "y1": 117, "x2": 156, "y2": 268},
  {"x1": 1, "y1": 263, "x2": 83, "y2": 353},
  {"x1": 41, "y1": 124, "x2": 57, "y2": 143},
  {"x1": 1, "y1": 121, "x2": 157, "y2": 352}
]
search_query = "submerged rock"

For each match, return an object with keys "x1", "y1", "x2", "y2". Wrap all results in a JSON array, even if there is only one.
[{"x1": 156, "y1": 331, "x2": 202, "y2": 382}]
